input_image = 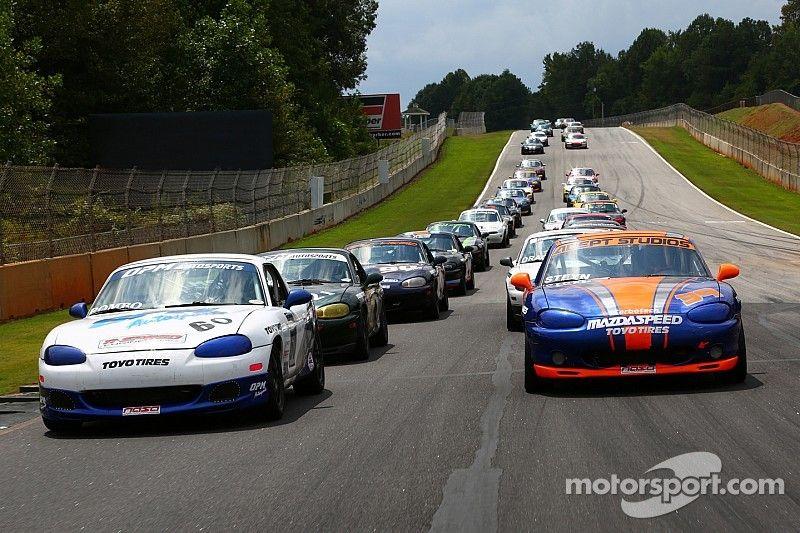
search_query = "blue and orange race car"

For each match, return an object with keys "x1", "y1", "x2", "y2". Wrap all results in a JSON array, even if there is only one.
[{"x1": 509, "y1": 231, "x2": 747, "y2": 392}]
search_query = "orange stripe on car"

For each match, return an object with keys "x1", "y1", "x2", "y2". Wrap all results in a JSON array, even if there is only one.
[{"x1": 598, "y1": 277, "x2": 663, "y2": 351}]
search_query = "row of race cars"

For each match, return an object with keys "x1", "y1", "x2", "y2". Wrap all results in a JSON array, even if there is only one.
[
  {"x1": 36, "y1": 164, "x2": 550, "y2": 432},
  {"x1": 522, "y1": 118, "x2": 588, "y2": 154},
  {"x1": 36, "y1": 123, "x2": 748, "y2": 432},
  {"x1": 503, "y1": 118, "x2": 747, "y2": 392}
]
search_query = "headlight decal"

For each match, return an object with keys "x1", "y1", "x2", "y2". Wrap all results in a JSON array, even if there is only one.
[
  {"x1": 317, "y1": 303, "x2": 351, "y2": 319},
  {"x1": 401, "y1": 276, "x2": 427, "y2": 288}
]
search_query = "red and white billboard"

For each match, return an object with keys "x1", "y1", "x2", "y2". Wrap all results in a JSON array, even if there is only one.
[{"x1": 358, "y1": 93, "x2": 402, "y2": 139}]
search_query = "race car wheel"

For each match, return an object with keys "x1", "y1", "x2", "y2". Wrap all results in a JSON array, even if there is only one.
[
  {"x1": 354, "y1": 315, "x2": 370, "y2": 360},
  {"x1": 507, "y1": 298, "x2": 523, "y2": 332},
  {"x1": 370, "y1": 305, "x2": 389, "y2": 347},
  {"x1": 264, "y1": 348, "x2": 285, "y2": 421},
  {"x1": 294, "y1": 336, "x2": 325, "y2": 396},
  {"x1": 724, "y1": 325, "x2": 748, "y2": 384},
  {"x1": 485, "y1": 249, "x2": 491, "y2": 268},
  {"x1": 524, "y1": 341, "x2": 541, "y2": 394},
  {"x1": 457, "y1": 274, "x2": 468, "y2": 296},
  {"x1": 466, "y1": 266, "x2": 475, "y2": 290},
  {"x1": 439, "y1": 285, "x2": 450, "y2": 311},
  {"x1": 476, "y1": 251, "x2": 487, "y2": 272},
  {"x1": 42, "y1": 417, "x2": 82, "y2": 433},
  {"x1": 427, "y1": 294, "x2": 441, "y2": 320},
  {"x1": 503, "y1": 233, "x2": 510, "y2": 248}
]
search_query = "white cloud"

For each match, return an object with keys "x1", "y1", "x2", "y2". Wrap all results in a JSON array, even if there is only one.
[{"x1": 358, "y1": 0, "x2": 784, "y2": 106}]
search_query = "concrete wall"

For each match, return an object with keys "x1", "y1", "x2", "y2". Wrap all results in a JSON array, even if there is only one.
[{"x1": 0, "y1": 135, "x2": 443, "y2": 320}]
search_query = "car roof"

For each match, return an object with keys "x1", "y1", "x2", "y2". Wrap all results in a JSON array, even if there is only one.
[
  {"x1": 568, "y1": 213, "x2": 613, "y2": 219},
  {"x1": 549, "y1": 207, "x2": 588, "y2": 214},
  {"x1": 522, "y1": 228, "x2": 609, "y2": 243}
]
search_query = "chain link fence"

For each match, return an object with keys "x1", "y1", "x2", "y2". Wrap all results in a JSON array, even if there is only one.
[
  {"x1": 584, "y1": 103, "x2": 800, "y2": 193},
  {"x1": 0, "y1": 113, "x2": 448, "y2": 264}
]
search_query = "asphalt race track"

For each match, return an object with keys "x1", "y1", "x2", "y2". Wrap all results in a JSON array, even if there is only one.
[{"x1": 2, "y1": 128, "x2": 800, "y2": 531}]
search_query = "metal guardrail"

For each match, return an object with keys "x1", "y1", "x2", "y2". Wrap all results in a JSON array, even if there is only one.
[
  {"x1": 0, "y1": 113, "x2": 449, "y2": 264},
  {"x1": 584, "y1": 103, "x2": 800, "y2": 193}
]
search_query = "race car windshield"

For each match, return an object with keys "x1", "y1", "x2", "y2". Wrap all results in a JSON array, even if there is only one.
[
  {"x1": 509, "y1": 180, "x2": 528, "y2": 188},
  {"x1": 576, "y1": 169, "x2": 595, "y2": 176},
  {"x1": 499, "y1": 190, "x2": 524, "y2": 198},
  {"x1": 90, "y1": 262, "x2": 266, "y2": 314},
  {"x1": 519, "y1": 237, "x2": 560, "y2": 263},
  {"x1": 587, "y1": 203, "x2": 618, "y2": 213},
  {"x1": 419, "y1": 235, "x2": 457, "y2": 252},
  {"x1": 428, "y1": 223, "x2": 474, "y2": 238},
  {"x1": 541, "y1": 241, "x2": 710, "y2": 283},
  {"x1": 350, "y1": 243, "x2": 426, "y2": 265},
  {"x1": 460, "y1": 212, "x2": 500, "y2": 223},
  {"x1": 269, "y1": 253, "x2": 353, "y2": 284},
  {"x1": 570, "y1": 134, "x2": 585, "y2": 139}
]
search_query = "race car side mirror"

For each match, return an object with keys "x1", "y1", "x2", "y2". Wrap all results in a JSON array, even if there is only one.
[
  {"x1": 510, "y1": 272, "x2": 534, "y2": 292},
  {"x1": 433, "y1": 256, "x2": 447, "y2": 265},
  {"x1": 621, "y1": 209, "x2": 628, "y2": 213},
  {"x1": 365, "y1": 273, "x2": 383, "y2": 286},
  {"x1": 539, "y1": 218, "x2": 545, "y2": 224},
  {"x1": 285, "y1": 289, "x2": 313, "y2": 309},
  {"x1": 69, "y1": 302, "x2": 88, "y2": 319},
  {"x1": 463, "y1": 246, "x2": 474, "y2": 253},
  {"x1": 481, "y1": 232, "x2": 490, "y2": 238},
  {"x1": 716, "y1": 263, "x2": 740, "y2": 281},
  {"x1": 500, "y1": 258, "x2": 514, "y2": 267}
]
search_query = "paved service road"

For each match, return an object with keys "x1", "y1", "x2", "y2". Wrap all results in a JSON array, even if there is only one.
[{"x1": 1, "y1": 128, "x2": 799, "y2": 531}]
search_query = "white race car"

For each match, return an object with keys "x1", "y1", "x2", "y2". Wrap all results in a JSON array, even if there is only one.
[
  {"x1": 499, "y1": 229, "x2": 619, "y2": 330},
  {"x1": 539, "y1": 207, "x2": 588, "y2": 231},
  {"x1": 38, "y1": 254, "x2": 325, "y2": 432},
  {"x1": 565, "y1": 132, "x2": 588, "y2": 149},
  {"x1": 458, "y1": 209, "x2": 508, "y2": 247}
]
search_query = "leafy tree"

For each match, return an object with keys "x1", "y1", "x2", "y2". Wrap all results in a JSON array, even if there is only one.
[
  {"x1": 412, "y1": 69, "x2": 471, "y2": 117},
  {"x1": 0, "y1": 1, "x2": 59, "y2": 164}
]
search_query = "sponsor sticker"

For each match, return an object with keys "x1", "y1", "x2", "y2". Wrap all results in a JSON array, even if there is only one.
[
  {"x1": 102, "y1": 359, "x2": 170, "y2": 369},
  {"x1": 122, "y1": 406, "x2": 161, "y2": 416},
  {"x1": 121, "y1": 262, "x2": 245, "y2": 278},
  {"x1": 587, "y1": 314, "x2": 682, "y2": 336},
  {"x1": 99, "y1": 334, "x2": 185, "y2": 349},
  {"x1": 250, "y1": 381, "x2": 267, "y2": 398},
  {"x1": 675, "y1": 288, "x2": 721, "y2": 306},
  {"x1": 621, "y1": 364, "x2": 656, "y2": 375},
  {"x1": 89, "y1": 302, "x2": 143, "y2": 315}
]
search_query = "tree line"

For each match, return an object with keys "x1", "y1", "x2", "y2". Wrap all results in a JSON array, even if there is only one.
[
  {"x1": 413, "y1": 1, "x2": 800, "y2": 131},
  {"x1": 0, "y1": 0, "x2": 378, "y2": 167}
]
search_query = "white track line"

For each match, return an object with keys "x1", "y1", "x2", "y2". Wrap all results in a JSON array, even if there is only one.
[
  {"x1": 473, "y1": 132, "x2": 516, "y2": 207},
  {"x1": 623, "y1": 127, "x2": 800, "y2": 241}
]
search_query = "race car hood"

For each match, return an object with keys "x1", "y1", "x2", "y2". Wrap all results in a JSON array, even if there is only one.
[
  {"x1": 47, "y1": 306, "x2": 257, "y2": 355},
  {"x1": 539, "y1": 277, "x2": 723, "y2": 317},
  {"x1": 508, "y1": 261, "x2": 544, "y2": 282},
  {"x1": 364, "y1": 262, "x2": 435, "y2": 282},
  {"x1": 474, "y1": 221, "x2": 505, "y2": 233},
  {"x1": 290, "y1": 282, "x2": 349, "y2": 307}
]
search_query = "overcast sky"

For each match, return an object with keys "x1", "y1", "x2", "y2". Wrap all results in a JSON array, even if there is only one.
[{"x1": 357, "y1": 0, "x2": 785, "y2": 107}]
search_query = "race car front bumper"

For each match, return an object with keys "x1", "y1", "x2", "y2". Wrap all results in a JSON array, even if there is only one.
[
  {"x1": 484, "y1": 231, "x2": 505, "y2": 246},
  {"x1": 381, "y1": 284, "x2": 437, "y2": 313},
  {"x1": 317, "y1": 314, "x2": 361, "y2": 355},
  {"x1": 40, "y1": 373, "x2": 273, "y2": 422},
  {"x1": 444, "y1": 265, "x2": 466, "y2": 287},
  {"x1": 38, "y1": 344, "x2": 289, "y2": 422},
  {"x1": 525, "y1": 316, "x2": 741, "y2": 378}
]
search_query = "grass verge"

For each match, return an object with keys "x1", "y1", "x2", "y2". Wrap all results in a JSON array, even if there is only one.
[
  {"x1": 288, "y1": 131, "x2": 512, "y2": 248},
  {"x1": 0, "y1": 310, "x2": 70, "y2": 395},
  {"x1": 0, "y1": 131, "x2": 511, "y2": 395},
  {"x1": 632, "y1": 126, "x2": 800, "y2": 236}
]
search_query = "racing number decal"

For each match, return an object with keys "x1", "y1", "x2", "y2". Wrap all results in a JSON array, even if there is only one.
[
  {"x1": 283, "y1": 312, "x2": 298, "y2": 369},
  {"x1": 675, "y1": 288, "x2": 720, "y2": 306},
  {"x1": 189, "y1": 317, "x2": 233, "y2": 332}
]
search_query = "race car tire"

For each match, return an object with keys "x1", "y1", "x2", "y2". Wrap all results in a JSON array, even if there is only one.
[
  {"x1": 294, "y1": 336, "x2": 325, "y2": 396},
  {"x1": 42, "y1": 417, "x2": 82, "y2": 433},
  {"x1": 457, "y1": 274, "x2": 468, "y2": 296},
  {"x1": 427, "y1": 294, "x2": 441, "y2": 320},
  {"x1": 723, "y1": 326, "x2": 748, "y2": 384},
  {"x1": 475, "y1": 252, "x2": 487, "y2": 272},
  {"x1": 507, "y1": 298, "x2": 523, "y2": 332},
  {"x1": 503, "y1": 234, "x2": 510, "y2": 247},
  {"x1": 485, "y1": 249, "x2": 491, "y2": 267},
  {"x1": 353, "y1": 316, "x2": 371, "y2": 360},
  {"x1": 524, "y1": 342, "x2": 542, "y2": 394},
  {"x1": 263, "y1": 347, "x2": 285, "y2": 420},
  {"x1": 439, "y1": 286, "x2": 450, "y2": 311},
  {"x1": 466, "y1": 268, "x2": 475, "y2": 290},
  {"x1": 370, "y1": 305, "x2": 389, "y2": 347}
]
